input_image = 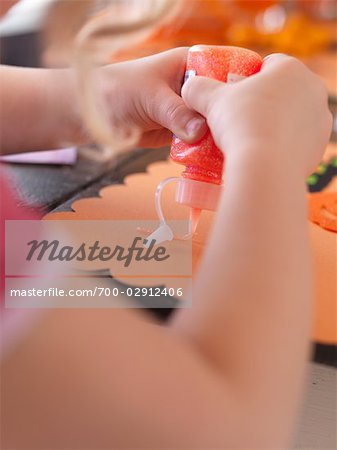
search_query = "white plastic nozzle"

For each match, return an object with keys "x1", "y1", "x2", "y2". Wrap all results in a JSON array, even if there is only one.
[
  {"x1": 145, "y1": 176, "x2": 223, "y2": 246},
  {"x1": 144, "y1": 222, "x2": 174, "y2": 248}
]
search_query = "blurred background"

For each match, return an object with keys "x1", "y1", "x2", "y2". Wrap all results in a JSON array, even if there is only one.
[
  {"x1": 1, "y1": 1, "x2": 336, "y2": 67},
  {"x1": 1, "y1": 0, "x2": 336, "y2": 143}
]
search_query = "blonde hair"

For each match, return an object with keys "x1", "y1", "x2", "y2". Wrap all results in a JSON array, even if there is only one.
[{"x1": 45, "y1": 0, "x2": 180, "y2": 158}]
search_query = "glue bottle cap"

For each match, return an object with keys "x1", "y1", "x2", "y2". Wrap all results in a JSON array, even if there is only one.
[{"x1": 175, "y1": 177, "x2": 223, "y2": 211}]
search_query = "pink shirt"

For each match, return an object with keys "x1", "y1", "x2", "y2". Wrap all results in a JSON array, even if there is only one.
[{"x1": 0, "y1": 167, "x2": 42, "y2": 360}]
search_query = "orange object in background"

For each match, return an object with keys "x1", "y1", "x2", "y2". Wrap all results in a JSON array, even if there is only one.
[
  {"x1": 153, "y1": 0, "x2": 230, "y2": 45},
  {"x1": 227, "y1": 11, "x2": 333, "y2": 56},
  {"x1": 114, "y1": 0, "x2": 232, "y2": 60},
  {"x1": 296, "y1": 0, "x2": 337, "y2": 20},
  {"x1": 232, "y1": 0, "x2": 277, "y2": 11},
  {"x1": 114, "y1": 0, "x2": 334, "y2": 62}
]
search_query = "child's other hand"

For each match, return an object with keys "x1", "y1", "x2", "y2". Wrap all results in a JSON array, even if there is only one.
[
  {"x1": 182, "y1": 54, "x2": 332, "y2": 177},
  {"x1": 100, "y1": 48, "x2": 207, "y2": 148}
]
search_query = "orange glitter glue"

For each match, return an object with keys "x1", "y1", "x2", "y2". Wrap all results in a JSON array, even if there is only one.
[
  {"x1": 172, "y1": 45, "x2": 262, "y2": 232},
  {"x1": 171, "y1": 45, "x2": 262, "y2": 186},
  {"x1": 146, "y1": 45, "x2": 262, "y2": 246}
]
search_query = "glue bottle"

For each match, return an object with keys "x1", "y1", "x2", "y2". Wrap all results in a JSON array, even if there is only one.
[{"x1": 146, "y1": 45, "x2": 262, "y2": 246}]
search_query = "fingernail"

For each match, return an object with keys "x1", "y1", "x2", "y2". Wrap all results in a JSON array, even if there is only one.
[
  {"x1": 264, "y1": 53, "x2": 289, "y2": 61},
  {"x1": 185, "y1": 117, "x2": 205, "y2": 137}
]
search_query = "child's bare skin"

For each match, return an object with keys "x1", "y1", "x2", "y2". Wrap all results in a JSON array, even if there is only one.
[
  {"x1": 0, "y1": 48, "x2": 207, "y2": 154},
  {"x1": 0, "y1": 54, "x2": 332, "y2": 449}
]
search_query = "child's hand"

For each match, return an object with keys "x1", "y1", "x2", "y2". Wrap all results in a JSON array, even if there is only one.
[
  {"x1": 99, "y1": 48, "x2": 207, "y2": 148},
  {"x1": 181, "y1": 54, "x2": 332, "y2": 176},
  {"x1": 0, "y1": 48, "x2": 206, "y2": 154}
]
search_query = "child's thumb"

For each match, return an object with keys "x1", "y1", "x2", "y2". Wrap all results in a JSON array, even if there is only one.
[
  {"x1": 182, "y1": 76, "x2": 225, "y2": 119},
  {"x1": 154, "y1": 90, "x2": 207, "y2": 143}
]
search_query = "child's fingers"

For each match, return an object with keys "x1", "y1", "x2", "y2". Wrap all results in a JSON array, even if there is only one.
[
  {"x1": 151, "y1": 90, "x2": 208, "y2": 143},
  {"x1": 262, "y1": 53, "x2": 294, "y2": 69},
  {"x1": 181, "y1": 76, "x2": 225, "y2": 119},
  {"x1": 181, "y1": 55, "x2": 297, "y2": 119},
  {"x1": 261, "y1": 53, "x2": 309, "y2": 79}
]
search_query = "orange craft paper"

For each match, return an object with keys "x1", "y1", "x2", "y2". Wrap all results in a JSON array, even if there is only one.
[
  {"x1": 308, "y1": 172, "x2": 336, "y2": 344},
  {"x1": 45, "y1": 155, "x2": 337, "y2": 345},
  {"x1": 44, "y1": 161, "x2": 215, "y2": 275}
]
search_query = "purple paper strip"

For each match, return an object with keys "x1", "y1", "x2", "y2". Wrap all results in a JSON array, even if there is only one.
[{"x1": 0, "y1": 147, "x2": 77, "y2": 165}]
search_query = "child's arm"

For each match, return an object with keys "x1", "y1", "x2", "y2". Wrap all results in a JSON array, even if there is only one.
[
  {"x1": 173, "y1": 54, "x2": 332, "y2": 445},
  {"x1": 1, "y1": 56, "x2": 332, "y2": 449},
  {"x1": 0, "y1": 66, "x2": 82, "y2": 153},
  {"x1": 0, "y1": 48, "x2": 207, "y2": 154}
]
